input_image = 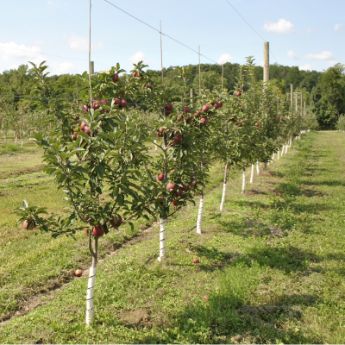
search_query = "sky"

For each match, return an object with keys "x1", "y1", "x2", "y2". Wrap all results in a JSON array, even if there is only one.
[{"x1": 0, "y1": 0, "x2": 344, "y2": 75}]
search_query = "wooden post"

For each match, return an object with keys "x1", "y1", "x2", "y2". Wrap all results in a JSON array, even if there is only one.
[
  {"x1": 290, "y1": 84, "x2": 293, "y2": 112},
  {"x1": 198, "y1": 45, "x2": 201, "y2": 94},
  {"x1": 160, "y1": 21, "x2": 164, "y2": 83},
  {"x1": 89, "y1": 61, "x2": 94, "y2": 75},
  {"x1": 294, "y1": 92, "x2": 298, "y2": 113},
  {"x1": 88, "y1": 0, "x2": 93, "y2": 106},
  {"x1": 303, "y1": 100, "x2": 306, "y2": 117},
  {"x1": 263, "y1": 41, "x2": 269, "y2": 83},
  {"x1": 190, "y1": 88, "x2": 193, "y2": 108}
]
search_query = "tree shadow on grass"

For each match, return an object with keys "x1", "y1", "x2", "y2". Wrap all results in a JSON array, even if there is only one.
[
  {"x1": 188, "y1": 244, "x2": 239, "y2": 272},
  {"x1": 136, "y1": 291, "x2": 321, "y2": 344},
  {"x1": 267, "y1": 170, "x2": 285, "y2": 178},
  {"x1": 302, "y1": 179, "x2": 345, "y2": 188},
  {"x1": 187, "y1": 243, "x2": 320, "y2": 275},
  {"x1": 240, "y1": 246, "x2": 320, "y2": 273},
  {"x1": 233, "y1": 200, "x2": 270, "y2": 210},
  {"x1": 301, "y1": 188, "x2": 326, "y2": 197},
  {"x1": 245, "y1": 189, "x2": 268, "y2": 196},
  {"x1": 289, "y1": 201, "x2": 332, "y2": 214},
  {"x1": 273, "y1": 182, "x2": 302, "y2": 197},
  {"x1": 217, "y1": 218, "x2": 276, "y2": 238}
]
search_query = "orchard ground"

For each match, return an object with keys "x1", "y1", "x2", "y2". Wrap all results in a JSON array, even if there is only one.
[{"x1": 0, "y1": 131, "x2": 344, "y2": 343}]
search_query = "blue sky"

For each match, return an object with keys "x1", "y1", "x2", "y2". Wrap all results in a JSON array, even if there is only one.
[{"x1": 0, "y1": 0, "x2": 344, "y2": 74}]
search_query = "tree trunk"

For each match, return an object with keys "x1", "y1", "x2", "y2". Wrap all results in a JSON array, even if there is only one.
[
  {"x1": 256, "y1": 161, "x2": 260, "y2": 175},
  {"x1": 241, "y1": 168, "x2": 246, "y2": 194},
  {"x1": 196, "y1": 192, "x2": 204, "y2": 234},
  {"x1": 250, "y1": 164, "x2": 255, "y2": 184},
  {"x1": 219, "y1": 163, "x2": 228, "y2": 212},
  {"x1": 157, "y1": 217, "x2": 166, "y2": 261},
  {"x1": 85, "y1": 237, "x2": 98, "y2": 326}
]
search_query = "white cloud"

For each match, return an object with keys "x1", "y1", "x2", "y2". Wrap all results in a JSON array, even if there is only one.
[
  {"x1": 0, "y1": 41, "x2": 44, "y2": 61},
  {"x1": 299, "y1": 64, "x2": 312, "y2": 71},
  {"x1": 218, "y1": 53, "x2": 232, "y2": 65},
  {"x1": 67, "y1": 35, "x2": 102, "y2": 52},
  {"x1": 325, "y1": 60, "x2": 338, "y2": 67},
  {"x1": 307, "y1": 50, "x2": 333, "y2": 61},
  {"x1": 264, "y1": 18, "x2": 294, "y2": 34},
  {"x1": 0, "y1": 41, "x2": 46, "y2": 72},
  {"x1": 67, "y1": 35, "x2": 88, "y2": 51},
  {"x1": 50, "y1": 61, "x2": 76, "y2": 74},
  {"x1": 287, "y1": 50, "x2": 298, "y2": 59},
  {"x1": 130, "y1": 51, "x2": 145, "y2": 64},
  {"x1": 334, "y1": 23, "x2": 343, "y2": 32}
]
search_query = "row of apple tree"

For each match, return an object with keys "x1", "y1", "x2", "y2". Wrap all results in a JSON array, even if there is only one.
[{"x1": 18, "y1": 58, "x2": 305, "y2": 325}]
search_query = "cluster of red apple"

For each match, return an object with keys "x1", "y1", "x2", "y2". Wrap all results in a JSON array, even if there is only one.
[
  {"x1": 85, "y1": 213, "x2": 123, "y2": 239},
  {"x1": 157, "y1": 127, "x2": 183, "y2": 146},
  {"x1": 156, "y1": 178, "x2": 197, "y2": 208},
  {"x1": 113, "y1": 97, "x2": 127, "y2": 108},
  {"x1": 192, "y1": 101, "x2": 223, "y2": 126}
]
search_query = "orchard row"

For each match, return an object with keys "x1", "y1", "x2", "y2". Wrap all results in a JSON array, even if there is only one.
[{"x1": 17, "y1": 59, "x2": 305, "y2": 325}]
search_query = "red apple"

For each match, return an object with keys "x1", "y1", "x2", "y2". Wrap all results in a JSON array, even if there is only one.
[
  {"x1": 183, "y1": 106, "x2": 191, "y2": 113},
  {"x1": 166, "y1": 182, "x2": 176, "y2": 192},
  {"x1": 156, "y1": 173, "x2": 165, "y2": 182},
  {"x1": 199, "y1": 116, "x2": 208, "y2": 125},
  {"x1": 82, "y1": 104, "x2": 89, "y2": 112},
  {"x1": 234, "y1": 90, "x2": 242, "y2": 97},
  {"x1": 112, "y1": 72, "x2": 119, "y2": 82},
  {"x1": 114, "y1": 98, "x2": 121, "y2": 106},
  {"x1": 172, "y1": 133, "x2": 182, "y2": 146},
  {"x1": 21, "y1": 219, "x2": 35, "y2": 230},
  {"x1": 192, "y1": 257, "x2": 200, "y2": 264},
  {"x1": 92, "y1": 100, "x2": 101, "y2": 110},
  {"x1": 172, "y1": 199, "x2": 178, "y2": 207},
  {"x1": 132, "y1": 71, "x2": 140, "y2": 78},
  {"x1": 92, "y1": 225, "x2": 104, "y2": 238},
  {"x1": 120, "y1": 98, "x2": 127, "y2": 108},
  {"x1": 110, "y1": 215, "x2": 123, "y2": 228},
  {"x1": 74, "y1": 269, "x2": 83, "y2": 277},
  {"x1": 82, "y1": 125, "x2": 91, "y2": 135},
  {"x1": 214, "y1": 101, "x2": 223, "y2": 109},
  {"x1": 201, "y1": 104, "x2": 211, "y2": 113},
  {"x1": 80, "y1": 120, "x2": 88, "y2": 130},
  {"x1": 164, "y1": 103, "x2": 173, "y2": 116}
]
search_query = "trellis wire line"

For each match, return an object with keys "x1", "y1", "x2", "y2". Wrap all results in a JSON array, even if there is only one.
[
  {"x1": 224, "y1": 0, "x2": 266, "y2": 42},
  {"x1": 101, "y1": 0, "x2": 217, "y2": 64},
  {"x1": 224, "y1": 0, "x2": 280, "y2": 62}
]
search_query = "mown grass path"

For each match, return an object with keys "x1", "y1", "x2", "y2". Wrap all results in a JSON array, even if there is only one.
[{"x1": 0, "y1": 131, "x2": 344, "y2": 343}]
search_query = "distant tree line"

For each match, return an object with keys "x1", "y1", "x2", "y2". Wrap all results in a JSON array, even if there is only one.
[{"x1": 0, "y1": 60, "x2": 344, "y2": 139}]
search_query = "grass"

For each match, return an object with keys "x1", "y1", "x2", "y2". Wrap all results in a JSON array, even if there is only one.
[
  {"x1": 0, "y1": 131, "x2": 344, "y2": 343},
  {"x1": 0, "y1": 143, "x2": 226, "y2": 322}
]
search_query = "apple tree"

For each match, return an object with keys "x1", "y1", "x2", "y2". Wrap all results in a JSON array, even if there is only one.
[{"x1": 17, "y1": 62, "x2": 157, "y2": 326}]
